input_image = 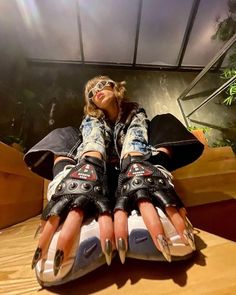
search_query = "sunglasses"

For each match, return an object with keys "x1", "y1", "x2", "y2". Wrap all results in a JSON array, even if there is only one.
[{"x1": 87, "y1": 80, "x2": 115, "y2": 101}]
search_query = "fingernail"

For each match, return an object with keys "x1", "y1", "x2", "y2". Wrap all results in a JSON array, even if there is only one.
[
  {"x1": 104, "y1": 239, "x2": 112, "y2": 266},
  {"x1": 156, "y1": 235, "x2": 171, "y2": 262},
  {"x1": 179, "y1": 207, "x2": 187, "y2": 220},
  {"x1": 54, "y1": 249, "x2": 64, "y2": 276},
  {"x1": 34, "y1": 225, "x2": 42, "y2": 239},
  {"x1": 32, "y1": 247, "x2": 42, "y2": 269},
  {"x1": 117, "y1": 238, "x2": 126, "y2": 264},
  {"x1": 183, "y1": 229, "x2": 196, "y2": 250},
  {"x1": 185, "y1": 217, "x2": 194, "y2": 231},
  {"x1": 181, "y1": 207, "x2": 187, "y2": 215}
]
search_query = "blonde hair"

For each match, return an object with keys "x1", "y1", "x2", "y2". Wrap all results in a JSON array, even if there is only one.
[{"x1": 84, "y1": 75, "x2": 127, "y2": 118}]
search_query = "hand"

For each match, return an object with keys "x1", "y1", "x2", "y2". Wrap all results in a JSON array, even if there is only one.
[
  {"x1": 114, "y1": 155, "x2": 195, "y2": 263},
  {"x1": 32, "y1": 156, "x2": 115, "y2": 277}
]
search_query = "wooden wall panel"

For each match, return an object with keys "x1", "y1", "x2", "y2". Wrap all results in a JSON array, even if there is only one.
[
  {"x1": 0, "y1": 142, "x2": 44, "y2": 229},
  {"x1": 173, "y1": 146, "x2": 236, "y2": 207}
]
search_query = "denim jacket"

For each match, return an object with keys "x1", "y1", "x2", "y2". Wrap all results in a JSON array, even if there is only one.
[
  {"x1": 24, "y1": 109, "x2": 204, "y2": 180},
  {"x1": 77, "y1": 106, "x2": 150, "y2": 161}
]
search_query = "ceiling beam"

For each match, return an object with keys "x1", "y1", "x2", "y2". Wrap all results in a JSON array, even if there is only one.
[
  {"x1": 132, "y1": 0, "x2": 143, "y2": 66},
  {"x1": 176, "y1": 0, "x2": 201, "y2": 68},
  {"x1": 76, "y1": 0, "x2": 84, "y2": 63}
]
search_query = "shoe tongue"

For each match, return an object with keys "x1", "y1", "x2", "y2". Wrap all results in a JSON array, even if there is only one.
[
  {"x1": 70, "y1": 164, "x2": 97, "y2": 181},
  {"x1": 121, "y1": 155, "x2": 150, "y2": 170},
  {"x1": 127, "y1": 163, "x2": 152, "y2": 177}
]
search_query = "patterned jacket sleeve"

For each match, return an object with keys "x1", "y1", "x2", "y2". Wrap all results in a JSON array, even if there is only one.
[
  {"x1": 76, "y1": 115, "x2": 107, "y2": 159},
  {"x1": 120, "y1": 109, "x2": 149, "y2": 159}
]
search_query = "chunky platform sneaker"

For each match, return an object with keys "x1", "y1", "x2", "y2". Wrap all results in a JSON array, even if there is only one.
[
  {"x1": 127, "y1": 208, "x2": 194, "y2": 261},
  {"x1": 35, "y1": 218, "x2": 106, "y2": 287}
]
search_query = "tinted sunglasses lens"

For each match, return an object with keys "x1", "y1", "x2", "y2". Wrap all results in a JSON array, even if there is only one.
[
  {"x1": 88, "y1": 90, "x2": 94, "y2": 99},
  {"x1": 97, "y1": 81, "x2": 107, "y2": 90}
]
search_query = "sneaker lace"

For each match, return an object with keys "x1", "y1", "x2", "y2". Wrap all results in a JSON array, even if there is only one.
[{"x1": 154, "y1": 165, "x2": 174, "y2": 187}]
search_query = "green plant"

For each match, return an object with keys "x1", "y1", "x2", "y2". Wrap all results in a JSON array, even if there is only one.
[
  {"x1": 212, "y1": 16, "x2": 236, "y2": 42},
  {"x1": 221, "y1": 68, "x2": 236, "y2": 79},
  {"x1": 3, "y1": 135, "x2": 23, "y2": 146},
  {"x1": 228, "y1": 50, "x2": 236, "y2": 67},
  {"x1": 212, "y1": 0, "x2": 236, "y2": 43},
  {"x1": 212, "y1": 1, "x2": 236, "y2": 105},
  {"x1": 221, "y1": 69, "x2": 236, "y2": 105},
  {"x1": 187, "y1": 126, "x2": 211, "y2": 134},
  {"x1": 212, "y1": 138, "x2": 236, "y2": 153}
]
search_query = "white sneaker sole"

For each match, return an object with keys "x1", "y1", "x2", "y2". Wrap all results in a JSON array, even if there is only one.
[
  {"x1": 36, "y1": 208, "x2": 194, "y2": 286},
  {"x1": 35, "y1": 218, "x2": 106, "y2": 287},
  {"x1": 127, "y1": 208, "x2": 194, "y2": 261}
]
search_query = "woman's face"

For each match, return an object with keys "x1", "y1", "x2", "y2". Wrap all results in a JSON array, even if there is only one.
[{"x1": 88, "y1": 80, "x2": 117, "y2": 111}]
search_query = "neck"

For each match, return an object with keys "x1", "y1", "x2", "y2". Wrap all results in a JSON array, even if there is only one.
[{"x1": 105, "y1": 100, "x2": 119, "y2": 123}]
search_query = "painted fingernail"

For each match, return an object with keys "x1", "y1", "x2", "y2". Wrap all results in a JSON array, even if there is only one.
[
  {"x1": 181, "y1": 207, "x2": 187, "y2": 215},
  {"x1": 32, "y1": 247, "x2": 42, "y2": 269},
  {"x1": 34, "y1": 225, "x2": 42, "y2": 239},
  {"x1": 183, "y1": 229, "x2": 196, "y2": 250},
  {"x1": 156, "y1": 235, "x2": 171, "y2": 262},
  {"x1": 179, "y1": 207, "x2": 187, "y2": 219},
  {"x1": 104, "y1": 239, "x2": 112, "y2": 266},
  {"x1": 54, "y1": 249, "x2": 64, "y2": 276},
  {"x1": 117, "y1": 238, "x2": 126, "y2": 264},
  {"x1": 185, "y1": 217, "x2": 194, "y2": 231}
]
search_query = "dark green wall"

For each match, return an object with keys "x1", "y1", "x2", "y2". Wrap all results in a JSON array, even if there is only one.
[{"x1": 1, "y1": 57, "x2": 235, "y2": 152}]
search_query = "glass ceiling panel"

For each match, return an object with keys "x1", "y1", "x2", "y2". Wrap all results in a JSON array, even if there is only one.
[
  {"x1": 136, "y1": 0, "x2": 194, "y2": 66},
  {"x1": 79, "y1": 0, "x2": 139, "y2": 63},
  {"x1": 182, "y1": 0, "x2": 229, "y2": 67},
  {"x1": 0, "y1": 1, "x2": 26, "y2": 55},
  {"x1": 14, "y1": 0, "x2": 81, "y2": 60}
]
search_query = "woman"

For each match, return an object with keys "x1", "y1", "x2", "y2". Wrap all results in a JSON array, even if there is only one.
[{"x1": 25, "y1": 75, "x2": 204, "y2": 286}]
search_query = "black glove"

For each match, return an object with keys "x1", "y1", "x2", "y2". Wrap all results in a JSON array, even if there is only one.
[
  {"x1": 41, "y1": 156, "x2": 111, "y2": 221},
  {"x1": 115, "y1": 155, "x2": 184, "y2": 213}
]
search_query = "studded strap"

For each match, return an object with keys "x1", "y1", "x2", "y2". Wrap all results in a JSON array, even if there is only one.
[{"x1": 41, "y1": 156, "x2": 111, "y2": 221}]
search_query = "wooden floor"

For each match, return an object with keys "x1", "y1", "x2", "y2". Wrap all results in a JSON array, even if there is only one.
[
  {"x1": 1, "y1": 216, "x2": 236, "y2": 295},
  {"x1": 1, "y1": 143, "x2": 236, "y2": 294}
]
